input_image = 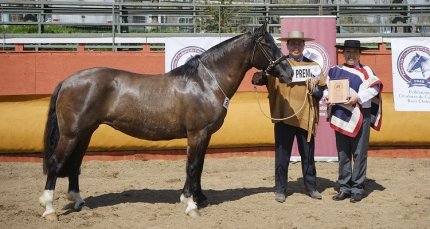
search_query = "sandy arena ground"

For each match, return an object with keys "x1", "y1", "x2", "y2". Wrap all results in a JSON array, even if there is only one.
[{"x1": 0, "y1": 156, "x2": 429, "y2": 228}]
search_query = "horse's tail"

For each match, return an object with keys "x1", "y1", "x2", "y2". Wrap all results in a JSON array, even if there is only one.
[{"x1": 43, "y1": 82, "x2": 63, "y2": 175}]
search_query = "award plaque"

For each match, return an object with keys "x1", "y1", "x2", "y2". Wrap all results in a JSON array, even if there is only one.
[{"x1": 328, "y1": 79, "x2": 349, "y2": 104}]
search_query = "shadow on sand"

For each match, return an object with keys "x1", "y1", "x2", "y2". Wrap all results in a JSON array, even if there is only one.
[
  {"x1": 60, "y1": 176, "x2": 385, "y2": 215},
  {"x1": 79, "y1": 186, "x2": 274, "y2": 211}
]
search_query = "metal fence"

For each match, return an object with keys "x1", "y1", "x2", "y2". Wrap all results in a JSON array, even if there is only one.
[{"x1": 1, "y1": 0, "x2": 430, "y2": 51}]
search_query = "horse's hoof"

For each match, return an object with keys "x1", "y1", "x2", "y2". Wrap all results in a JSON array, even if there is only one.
[
  {"x1": 66, "y1": 194, "x2": 74, "y2": 201},
  {"x1": 74, "y1": 202, "x2": 88, "y2": 211},
  {"x1": 77, "y1": 205, "x2": 91, "y2": 212},
  {"x1": 187, "y1": 209, "x2": 200, "y2": 218},
  {"x1": 197, "y1": 199, "x2": 209, "y2": 208},
  {"x1": 43, "y1": 213, "x2": 58, "y2": 221}
]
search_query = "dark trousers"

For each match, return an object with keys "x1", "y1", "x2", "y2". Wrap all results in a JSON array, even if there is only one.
[
  {"x1": 274, "y1": 122, "x2": 317, "y2": 194},
  {"x1": 335, "y1": 108, "x2": 371, "y2": 195}
]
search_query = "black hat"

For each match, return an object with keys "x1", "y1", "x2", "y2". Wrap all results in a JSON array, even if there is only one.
[{"x1": 335, "y1": 40, "x2": 369, "y2": 50}]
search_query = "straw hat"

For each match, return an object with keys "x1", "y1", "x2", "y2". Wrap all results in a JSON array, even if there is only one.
[
  {"x1": 335, "y1": 40, "x2": 369, "y2": 50},
  {"x1": 277, "y1": 30, "x2": 314, "y2": 42}
]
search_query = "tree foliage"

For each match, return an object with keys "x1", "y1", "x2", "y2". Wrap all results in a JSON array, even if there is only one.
[{"x1": 195, "y1": 0, "x2": 248, "y2": 33}]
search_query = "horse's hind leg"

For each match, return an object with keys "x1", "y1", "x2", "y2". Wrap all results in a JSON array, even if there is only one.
[
  {"x1": 39, "y1": 136, "x2": 78, "y2": 220},
  {"x1": 66, "y1": 133, "x2": 93, "y2": 212},
  {"x1": 39, "y1": 173, "x2": 57, "y2": 220}
]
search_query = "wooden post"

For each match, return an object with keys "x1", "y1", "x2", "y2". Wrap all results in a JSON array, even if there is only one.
[
  {"x1": 15, "y1": 44, "x2": 24, "y2": 52},
  {"x1": 143, "y1": 44, "x2": 150, "y2": 52},
  {"x1": 78, "y1": 44, "x2": 85, "y2": 52},
  {"x1": 378, "y1": 43, "x2": 387, "y2": 52}
]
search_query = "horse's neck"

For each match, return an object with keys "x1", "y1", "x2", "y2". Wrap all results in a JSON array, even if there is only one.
[{"x1": 203, "y1": 38, "x2": 252, "y2": 98}]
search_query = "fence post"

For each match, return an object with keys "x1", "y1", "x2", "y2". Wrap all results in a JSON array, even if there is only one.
[
  {"x1": 15, "y1": 44, "x2": 24, "y2": 52},
  {"x1": 143, "y1": 44, "x2": 150, "y2": 52},
  {"x1": 78, "y1": 44, "x2": 85, "y2": 52}
]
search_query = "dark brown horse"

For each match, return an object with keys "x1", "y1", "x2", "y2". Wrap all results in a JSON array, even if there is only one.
[{"x1": 39, "y1": 23, "x2": 293, "y2": 220}]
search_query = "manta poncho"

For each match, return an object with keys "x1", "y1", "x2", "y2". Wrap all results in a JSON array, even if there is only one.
[
  {"x1": 328, "y1": 64, "x2": 383, "y2": 137},
  {"x1": 267, "y1": 56, "x2": 326, "y2": 141}
]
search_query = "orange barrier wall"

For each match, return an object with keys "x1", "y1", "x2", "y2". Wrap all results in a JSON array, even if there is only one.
[
  {"x1": 3, "y1": 44, "x2": 428, "y2": 156},
  {"x1": 357, "y1": 44, "x2": 392, "y2": 92},
  {"x1": 0, "y1": 51, "x2": 164, "y2": 95},
  {"x1": 0, "y1": 44, "x2": 392, "y2": 95}
]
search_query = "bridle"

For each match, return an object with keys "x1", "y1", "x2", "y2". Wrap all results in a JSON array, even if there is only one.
[{"x1": 251, "y1": 33, "x2": 287, "y2": 74}]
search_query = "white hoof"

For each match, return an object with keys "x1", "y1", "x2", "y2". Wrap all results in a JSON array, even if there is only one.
[
  {"x1": 187, "y1": 209, "x2": 201, "y2": 218},
  {"x1": 181, "y1": 194, "x2": 200, "y2": 217},
  {"x1": 40, "y1": 190, "x2": 56, "y2": 219},
  {"x1": 38, "y1": 195, "x2": 46, "y2": 207},
  {"x1": 42, "y1": 210, "x2": 57, "y2": 221},
  {"x1": 184, "y1": 195, "x2": 198, "y2": 214}
]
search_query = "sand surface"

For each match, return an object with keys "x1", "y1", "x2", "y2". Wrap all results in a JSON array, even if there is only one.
[{"x1": 1, "y1": 157, "x2": 429, "y2": 228}]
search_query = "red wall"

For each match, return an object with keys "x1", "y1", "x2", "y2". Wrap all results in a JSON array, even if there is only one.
[
  {"x1": 0, "y1": 44, "x2": 393, "y2": 96},
  {"x1": 0, "y1": 51, "x2": 164, "y2": 95},
  {"x1": 356, "y1": 44, "x2": 392, "y2": 92}
]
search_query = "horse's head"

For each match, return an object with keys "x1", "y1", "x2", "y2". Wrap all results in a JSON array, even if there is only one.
[{"x1": 251, "y1": 23, "x2": 293, "y2": 83}]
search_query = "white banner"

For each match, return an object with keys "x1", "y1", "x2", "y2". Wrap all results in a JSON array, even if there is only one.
[
  {"x1": 291, "y1": 65, "x2": 322, "y2": 82},
  {"x1": 164, "y1": 37, "x2": 229, "y2": 72},
  {"x1": 392, "y1": 37, "x2": 430, "y2": 111}
]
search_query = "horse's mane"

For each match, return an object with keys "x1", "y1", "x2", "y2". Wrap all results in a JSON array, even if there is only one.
[{"x1": 168, "y1": 32, "x2": 251, "y2": 77}]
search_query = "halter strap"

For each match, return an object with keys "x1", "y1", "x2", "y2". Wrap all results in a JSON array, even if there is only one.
[
  {"x1": 198, "y1": 59, "x2": 230, "y2": 109},
  {"x1": 251, "y1": 35, "x2": 287, "y2": 73}
]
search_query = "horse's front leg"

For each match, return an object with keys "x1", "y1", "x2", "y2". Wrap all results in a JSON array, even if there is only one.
[{"x1": 181, "y1": 130, "x2": 211, "y2": 217}]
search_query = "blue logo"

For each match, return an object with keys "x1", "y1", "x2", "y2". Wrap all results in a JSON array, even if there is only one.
[
  {"x1": 397, "y1": 46, "x2": 430, "y2": 88},
  {"x1": 171, "y1": 46, "x2": 206, "y2": 70}
]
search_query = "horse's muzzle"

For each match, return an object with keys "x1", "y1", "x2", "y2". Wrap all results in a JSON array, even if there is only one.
[
  {"x1": 279, "y1": 68, "x2": 294, "y2": 84},
  {"x1": 279, "y1": 75, "x2": 292, "y2": 84}
]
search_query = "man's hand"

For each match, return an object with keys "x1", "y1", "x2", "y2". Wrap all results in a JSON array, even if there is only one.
[
  {"x1": 345, "y1": 94, "x2": 359, "y2": 106},
  {"x1": 252, "y1": 71, "x2": 268, "y2": 86},
  {"x1": 323, "y1": 97, "x2": 334, "y2": 107}
]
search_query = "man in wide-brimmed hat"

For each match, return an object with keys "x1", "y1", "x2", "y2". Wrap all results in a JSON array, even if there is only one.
[
  {"x1": 278, "y1": 31, "x2": 315, "y2": 60},
  {"x1": 252, "y1": 30, "x2": 326, "y2": 203},
  {"x1": 325, "y1": 40, "x2": 383, "y2": 203}
]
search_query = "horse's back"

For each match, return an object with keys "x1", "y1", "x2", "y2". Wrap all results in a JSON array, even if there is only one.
[
  {"x1": 61, "y1": 67, "x2": 156, "y2": 95},
  {"x1": 65, "y1": 67, "x2": 133, "y2": 82}
]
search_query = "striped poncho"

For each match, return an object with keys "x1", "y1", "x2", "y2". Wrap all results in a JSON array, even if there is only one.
[{"x1": 328, "y1": 64, "x2": 383, "y2": 137}]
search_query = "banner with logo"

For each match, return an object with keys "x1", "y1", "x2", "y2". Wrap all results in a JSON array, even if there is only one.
[
  {"x1": 165, "y1": 37, "x2": 228, "y2": 72},
  {"x1": 392, "y1": 37, "x2": 430, "y2": 111},
  {"x1": 280, "y1": 16, "x2": 338, "y2": 161}
]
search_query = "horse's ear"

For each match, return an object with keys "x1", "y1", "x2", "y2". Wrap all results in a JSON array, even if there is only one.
[{"x1": 254, "y1": 21, "x2": 268, "y2": 37}]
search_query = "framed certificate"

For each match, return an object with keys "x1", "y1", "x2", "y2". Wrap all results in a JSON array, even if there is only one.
[{"x1": 328, "y1": 79, "x2": 349, "y2": 104}]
